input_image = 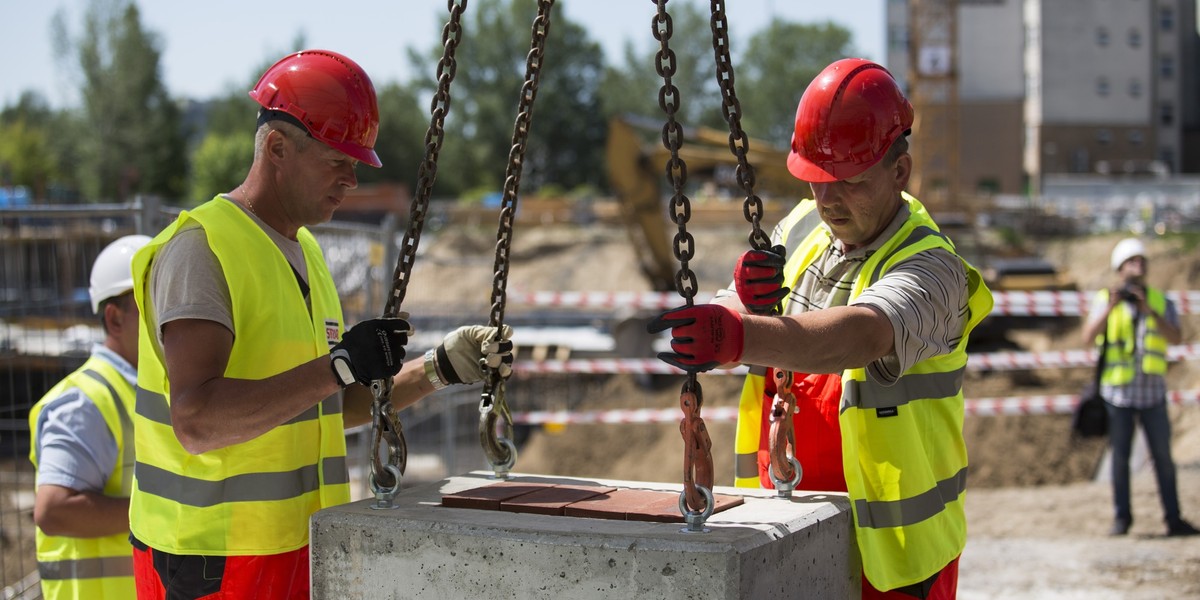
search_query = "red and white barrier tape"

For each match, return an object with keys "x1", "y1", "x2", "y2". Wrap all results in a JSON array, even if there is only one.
[
  {"x1": 511, "y1": 343, "x2": 1200, "y2": 376},
  {"x1": 510, "y1": 390, "x2": 1200, "y2": 424},
  {"x1": 509, "y1": 290, "x2": 1200, "y2": 316}
]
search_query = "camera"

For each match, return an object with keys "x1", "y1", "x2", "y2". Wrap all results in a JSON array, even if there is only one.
[{"x1": 1117, "y1": 283, "x2": 1144, "y2": 302}]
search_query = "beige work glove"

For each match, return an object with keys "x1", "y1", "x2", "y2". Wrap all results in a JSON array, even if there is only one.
[{"x1": 427, "y1": 325, "x2": 515, "y2": 387}]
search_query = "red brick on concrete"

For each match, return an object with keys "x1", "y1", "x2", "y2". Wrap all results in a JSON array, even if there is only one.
[
  {"x1": 441, "y1": 482, "x2": 556, "y2": 511},
  {"x1": 445, "y1": 483, "x2": 746, "y2": 523},
  {"x1": 499, "y1": 484, "x2": 618, "y2": 516}
]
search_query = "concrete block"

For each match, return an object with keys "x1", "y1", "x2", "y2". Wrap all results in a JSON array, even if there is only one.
[{"x1": 311, "y1": 472, "x2": 859, "y2": 600}]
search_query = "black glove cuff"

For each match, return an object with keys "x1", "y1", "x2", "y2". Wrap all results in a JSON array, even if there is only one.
[{"x1": 435, "y1": 344, "x2": 464, "y2": 385}]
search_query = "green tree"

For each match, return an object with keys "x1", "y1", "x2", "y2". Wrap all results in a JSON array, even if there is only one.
[
  {"x1": 53, "y1": 0, "x2": 186, "y2": 202},
  {"x1": 409, "y1": 0, "x2": 607, "y2": 195},
  {"x1": 0, "y1": 120, "x2": 57, "y2": 198},
  {"x1": 599, "y1": 3, "x2": 725, "y2": 131},
  {"x1": 187, "y1": 131, "x2": 253, "y2": 207},
  {"x1": 0, "y1": 93, "x2": 58, "y2": 197},
  {"x1": 358, "y1": 82, "x2": 429, "y2": 186},
  {"x1": 739, "y1": 21, "x2": 857, "y2": 147}
]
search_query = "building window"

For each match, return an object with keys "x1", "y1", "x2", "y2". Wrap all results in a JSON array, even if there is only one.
[
  {"x1": 1159, "y1": 148, "x2": 1175, "y2": 171},
  {"x1": 1161, "y1": 55, "x2": 1175, "y2": 78},
  {"x1": 1160, "y1": 103, "x2": 1174, "y2": 126},
  {"x1": 1129, "y1": 80, "x2": 1142, "y2": 97},
  {"x1": 1071, "y1": 148, "x2": 1089, "y2": 173},
  {"x1": 1097, "y1": 27, "x2": 1109, "y2": 47},
  {"x1": 1129, "y1": 130, "x2": 1144, "y2": 146},
  {"x1": 1160, "y1": 6, "x2": 1174, "y2": 31},
  {"x1": 1097, "y1": 77, "x2": 1110, "y2": 97},
  {"x1": 975, "y1": 178, "x2": 1001, "y2": 194},
  {"x1": 1097, "y1": 129, "x2": 1112, "y2": 145},
  {"x1": 1128, "y1": 28, "x2": 1142, "y2": 48}
]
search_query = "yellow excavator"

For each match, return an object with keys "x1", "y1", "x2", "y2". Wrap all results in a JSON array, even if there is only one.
[{"x1": 604, "y1": 114, "x2": 795, "y2": 291}]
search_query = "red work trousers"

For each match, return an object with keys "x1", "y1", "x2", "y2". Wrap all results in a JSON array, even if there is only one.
[{"x1": 132, "y1": 538, "x2": 309, "y2": 600}]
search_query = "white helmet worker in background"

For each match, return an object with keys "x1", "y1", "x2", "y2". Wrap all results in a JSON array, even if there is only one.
[
  {"x1": 1082, "y1": 236, "x2": 1197, "y2": 538},
  {"x1": 90, "y1": 234, "x2": 152, "y2": 314},
  {"x1": 1110, "y1": 237, "x2": 1146, "y2": 272},
  {"x1": 29, "y1": 232, "x2": 151, "y2": 600}
]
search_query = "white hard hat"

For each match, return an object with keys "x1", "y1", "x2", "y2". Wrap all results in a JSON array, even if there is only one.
[
  {"x1": 1110, "y1": 237, "x2": 1146, "y2": 272},
  {"x1": 89, "y1": 234, "x2": 151, "y2": 313}
]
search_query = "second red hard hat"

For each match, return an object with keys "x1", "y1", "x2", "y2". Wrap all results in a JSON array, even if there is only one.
[{"x1": 787, "y1": 58, "x2": 913, "y2": 183}]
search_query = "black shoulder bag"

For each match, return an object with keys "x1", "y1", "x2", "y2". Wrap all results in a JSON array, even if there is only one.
[{"x1": 1072, "y1": 324, "x2": 1109, "y2": 439}]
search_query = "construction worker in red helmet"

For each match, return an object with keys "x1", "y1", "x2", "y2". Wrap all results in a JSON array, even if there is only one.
[
  {"x1": 127, "y1": 50, "x2": 515, "y2": 600},
  {"x1": 649, "y1": 58, "x2": 993, "y2": 599}
]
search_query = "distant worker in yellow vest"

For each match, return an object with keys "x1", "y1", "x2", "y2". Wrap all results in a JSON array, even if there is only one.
[
  {"x1": 29, "y1": 234, "x2": 150, "y2": 600},
  {"x1": 649, "y1": 58, "x2": 993, "y2": 599},
  {"x1": 1081, "y1": 238, "x2": 1197, "y2": 537},
  {"x1": 128, "y1": 49, "x2": 514, "y2": 600}
]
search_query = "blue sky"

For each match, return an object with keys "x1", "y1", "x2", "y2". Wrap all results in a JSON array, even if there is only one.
[{"x1": 0, "y1": 0, "x2": 886, "y2": 109}]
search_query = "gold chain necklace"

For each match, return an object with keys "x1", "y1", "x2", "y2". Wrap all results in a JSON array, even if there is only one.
[{"x1": 239, "y1": 184, "x2": 259, "y2": 218}]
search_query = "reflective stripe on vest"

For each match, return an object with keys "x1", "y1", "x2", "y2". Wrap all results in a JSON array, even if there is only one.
[
  {"x1": 135, "y1": 387, "x2": 343, "y2": 427},
  {"x1": 1099, "y1": 288, "x2": 1169, "y2": 385},
  {"x1": 129, "y1": 196, "x2": 350, "y2": 556},
  {"x1": 841, "y1": 369, "x2": 965, "y2": 412},
  {"x1": 39, "y1": 556, "x2": 134, "y2": 581},
  {"x1": 28, "y1": 356, "x2": 136, "y2": 600},
  {"x1": 853, "y1": 467, "x2": 968, "y2": 529}
]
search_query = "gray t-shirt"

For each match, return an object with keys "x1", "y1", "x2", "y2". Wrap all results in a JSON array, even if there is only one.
[
  {"x1": 719, "y1": 203, "x2": 969, "y2": 385},
  {"x1": 150, "y1": 195, "x2": 309, "y2": 343}
]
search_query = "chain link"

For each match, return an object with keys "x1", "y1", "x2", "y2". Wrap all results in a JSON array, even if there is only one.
[
  {"x1": 368, "y1": 0, "x2": 468, "y2": 501},
  {"x1": 708, "y1": 0, "x2": 772, "y2": 253},
  {"x1": 479, "y1": 0, "x2": 555, "y2": 477},
  {"x1": 653, "y1": 0, "x2": 714, "y2": 519}
]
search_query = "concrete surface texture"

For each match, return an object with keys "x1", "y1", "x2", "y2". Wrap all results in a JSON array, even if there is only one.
[{"x1": 310, "y1": 472, "x2": 859, "y2": 600}]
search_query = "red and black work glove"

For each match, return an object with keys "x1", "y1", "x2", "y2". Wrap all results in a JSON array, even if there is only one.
[
  {"x1": 646, "y1": 304, "x2": 744, "y2": 372},
  {"x1": 734, "y1": 244, "x2": 789, "y2": 315},
  {"x1": 329, "y1": 316, "x2": 413, "y2": 387}
]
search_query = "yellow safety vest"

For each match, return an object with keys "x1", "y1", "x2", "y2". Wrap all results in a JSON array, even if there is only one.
[
  {"x1": 1097, "y1": 288, "x2": 1169, "y2": 384},
  {"x1": 733, "y1": 193, "x2": 993, "y2": 590},
  {"x1": 129, "y1": 196, "x2": 349, "y2": 556},
  {"x1": 28, "y1": 355, "x2": 135, "y2": 600}
]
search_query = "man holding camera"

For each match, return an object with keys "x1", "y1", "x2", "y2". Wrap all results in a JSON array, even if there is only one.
[{"x1": 1081, "y1": 237, "x2": 1197, "y2": 537}]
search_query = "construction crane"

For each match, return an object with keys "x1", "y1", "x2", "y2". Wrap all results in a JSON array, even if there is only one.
[{"x1": 906, "y1": 0, "x2": 961, "y2": 218}]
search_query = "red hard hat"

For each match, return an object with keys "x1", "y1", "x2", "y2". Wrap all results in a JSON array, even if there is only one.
[
  {"x1": 249, "y1": 49, "x2": 382, "y2": 168},
  {"x1": 787, "y1": 58, "x2": 913, "y2": 183}
]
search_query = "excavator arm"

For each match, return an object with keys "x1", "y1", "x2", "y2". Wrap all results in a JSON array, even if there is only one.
[{"x1": 604, "y1": 115, "x2": 794, "y2": 291}]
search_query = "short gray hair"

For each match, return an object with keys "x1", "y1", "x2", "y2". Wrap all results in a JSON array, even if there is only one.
[{"x1": 253, "y1": 120, "x2": 315, "y2": 161}]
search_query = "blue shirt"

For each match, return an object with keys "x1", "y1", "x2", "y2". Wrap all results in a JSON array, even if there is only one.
[{"x1": 33, "y1": 345, "x2": 136, "y2": 492}]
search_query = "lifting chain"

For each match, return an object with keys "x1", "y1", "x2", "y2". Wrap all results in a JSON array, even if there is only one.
[
  {"x1": 768, "y1": 369, "x2": 802, "y2": 497},
  {"x1": 368, "y1": 0, "x2": 468, "y2": 509},
  {"x1": 707, "y1": 0, "x2": 772, "y2": 254},
  {"x1": 479, "y1": 0, "x2": 555, "y2": 479},
  {"x1": 710, "y1": 0, "x2": 797, "y2": 496},
  {"x1": 653, "y1": 0, "x2": 715, "y2": 532}
]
